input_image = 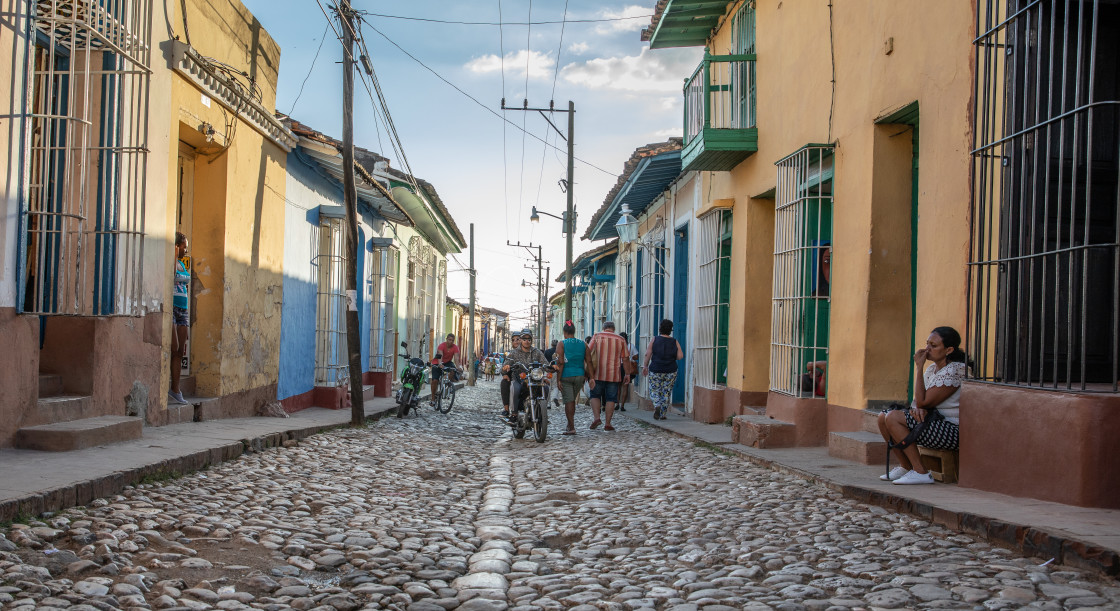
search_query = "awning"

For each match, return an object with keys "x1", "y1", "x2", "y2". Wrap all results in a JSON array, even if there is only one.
[
  {"x1": 648, "y1": 0, "x2": 729, "y2": 49},
  {"x1": 586, "y1": 150, "x2": 682, "y2": 241}
]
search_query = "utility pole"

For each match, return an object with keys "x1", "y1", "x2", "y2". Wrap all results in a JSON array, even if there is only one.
[
  {"x1": 501, "y1": 99, "x2": 576, "y2": 323},
  {"x1": 542, "y1": 266, "x2": 550, "y2": 342},
  {"x1": 508, "y1": 240, "x2": 543, "y2": 340},
  {"x1": 340, "y1": 0, "x2": 364, "y2": 426},
  {"x1": 468, "y1": 223, "x2": 476, "y2": 387}
]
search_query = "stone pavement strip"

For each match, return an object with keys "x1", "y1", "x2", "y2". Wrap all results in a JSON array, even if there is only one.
[
  {"x1": 0, "y1": 380, "x2": 1115, "y2": 611},
  {"x1": 619, "y1": 407, "x2": 1120, "y2": 578}
]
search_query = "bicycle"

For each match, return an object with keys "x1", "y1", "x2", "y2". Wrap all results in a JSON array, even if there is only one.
[{"x1": 432, "y1": 363, "x2": 459, "y2": 414}]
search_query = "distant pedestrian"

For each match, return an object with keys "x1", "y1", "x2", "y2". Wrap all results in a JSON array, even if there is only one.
[
  {"x1": 643, "y1": 319, "x2": 684, "y2": 419},
  {"x1": 553, "y1": 320, "x2": 590, "y2": 435},
  {"x1": 586, "y1": 321, "x2": 629, "y2": 431},
  {"x1": 616, "y1": 331, "x2": 639, "y2": 411},
  {"x1": 544, "y1": 339, "x2": 558, "y2": 363},
  {"x1": 168, "y1": 232, "x2": 190, "y2": 406}
]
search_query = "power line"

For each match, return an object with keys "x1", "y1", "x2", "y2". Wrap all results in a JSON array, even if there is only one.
[
  {"x1": 362, "y1": 22, "x2": 618, "y2": 178},
  {"x1": 289, "y1": 23, "x2": 330, "y2": 115},
  {"x1": 498, "y1": 0, "x2": 509, "y2": 240},
  {"x1": 357, "y1": 12, "x2": 652, "y2": 26}
]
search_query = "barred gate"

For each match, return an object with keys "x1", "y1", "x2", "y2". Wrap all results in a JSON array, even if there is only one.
[
  {"x1": 22, "y1": 0, "x2": 153, "y2": 316},
  {"x1": 369, "y1": 245, "x2": 398, "y2": 373},
  {"x1": 771, "y1": 145, "x2": 833, "y2": 396},
  {"x1": 969, "y1": 0, "x2": 1119, "y2": 392},
  {"x1": 314, "y1": 217, "x2": 347, "y2": 386}
]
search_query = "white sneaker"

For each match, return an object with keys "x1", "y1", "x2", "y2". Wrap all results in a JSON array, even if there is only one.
[
  {"x1": 880, "y1": 466, "x2": 909, "y2": 481},
  {"x1": 893, "y1": 470, "x2": 935, "y2": 485},
  {"x1": 168, "y1": 390, "x2": 188, "y2": 405}
]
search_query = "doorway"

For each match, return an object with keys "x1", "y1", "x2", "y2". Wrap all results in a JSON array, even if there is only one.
[
  {"x1": 176, "y1": 143, "x2": 195, "y2": 378},
  {"x1": 672, "y1": 224, "x2": 689, "y2": 404}
]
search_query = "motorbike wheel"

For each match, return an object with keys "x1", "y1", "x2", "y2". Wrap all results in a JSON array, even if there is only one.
[
  {"x1": 512, "y1": 400, "x2": 527, "y2": 438},
  {"x1": 532, "y1": 399, "x2": 548, "y2": 443},
  {"x1": 437, "y1": 382, "x2": 455, "y2": 414},
  {"x1": 397, "y1": 388, "x2": 411, "y2": 418}
]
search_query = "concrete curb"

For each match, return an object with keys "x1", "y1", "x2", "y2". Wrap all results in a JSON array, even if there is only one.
[{"x1": 623, "y1": 410, "x2": 1119, "y2": 577}]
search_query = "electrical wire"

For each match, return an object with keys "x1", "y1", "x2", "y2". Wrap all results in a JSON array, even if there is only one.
[
  {"x1": 361, "y1": 22, "x2": 617, "y2": 178},
  {"x1": 354, "y1": 12, "x2": 652, "y2": 26},
  {"x1": 289, "y1": 23, "x2": 330, "y2": 115}
]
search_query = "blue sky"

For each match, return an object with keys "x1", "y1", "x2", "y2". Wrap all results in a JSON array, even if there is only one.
[{"x1": 242, "y1": 0, "x2": 701, "y2": 328}]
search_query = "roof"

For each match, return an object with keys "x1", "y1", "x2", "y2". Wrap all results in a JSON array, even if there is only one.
[
  {"x1": 283, "y1": 115, "x2": 466, "y2": 252},
  {"x1": 284, "y1": 117, "x2": 413, "y2": 225},
  {"x1": 555, "y1": 239, "x2": 619, "y2": 283},
  {"x1": 583, "y1": 139, "x2": 683, "y2": 241},
  {"x1": 642, "y1": 0, "x2": 731, "y2": 49}
]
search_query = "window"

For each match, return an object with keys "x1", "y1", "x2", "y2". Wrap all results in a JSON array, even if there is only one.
[
  {"x1": 615, "y1": 252, "x2": 634, "y2": 337},
  {"x1": 406, "y1": 236, "x2": 434, "y2": 354},
  {"x1": 771, "y1": 145, "x2": 833, "y2": 397},
  {"x1": 369, "y1": 245, "x2": 397, "y2": 372},
  {"x1": 21, "y1": 0, "x2": 152, "y2": 315},
  {"x1": 315, "y1": 217, "x2": 347, "y2": 386},
  {"x1": 696, "y1": 209, "x2": 732, "y2": 388},
  {"x1": 638, "y1": 226, "x2": 667, "y2": 393},
  {"x1": 970, "y1": 0, "x2": 1119, "y2": 392},
  {"x1": 730, "y1": 0, "x2": 756, "y2": 128}
]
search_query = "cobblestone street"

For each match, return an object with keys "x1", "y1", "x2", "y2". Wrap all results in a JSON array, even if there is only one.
[{"x1": 1, "y1": 381, "x2": 1118, "y2": 611}]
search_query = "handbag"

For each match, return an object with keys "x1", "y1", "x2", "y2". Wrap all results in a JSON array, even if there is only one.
[{"x1": 623, "y1": 354, "x2": 638, "y2": 376}]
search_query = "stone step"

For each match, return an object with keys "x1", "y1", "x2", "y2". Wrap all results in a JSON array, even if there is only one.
[
  {"x1": 829, "y1": 430, "x2": 888, "y2": 465},
  {"x1": 16, "y1": 415, "x2": 143, "y2": 451},
  {"x1": 187, "y1": 396, "x2": 221, "y2": 422},
  {"x1": 36, "y1": 394, "x2": 93, "y2": 424},
  {"x1": 731, "y1": 414, "x2": 797, "y2": 448},
  {"x1": 38, "y1": 374, "x2": 63, "y2": 398},
  {"x1": 178, "y1": 375, "x2": 197, "y2": 397}
]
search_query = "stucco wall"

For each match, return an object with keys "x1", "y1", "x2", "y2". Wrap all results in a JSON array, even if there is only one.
[{"x1": 697, "y1": 0, "x2": 973, "y2": 412}]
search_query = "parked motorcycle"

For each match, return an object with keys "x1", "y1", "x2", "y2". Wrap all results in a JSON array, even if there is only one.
[
  {"x1": 396, "y1": 341, "x2": 428, "y2": 418},
  {"x1": 507, "y1": 361, "x2": 554, "y2": 442}
]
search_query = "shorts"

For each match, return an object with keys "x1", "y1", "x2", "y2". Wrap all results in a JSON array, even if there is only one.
[
  {"x1": 559, "y1": 376, "x2": 585, "y2": 403},
  {"x1": 173, "y1": 306, "x2": 188, "y2": 327},
  {"x1": 588, "y1": 380, "x2": 619, "y2": 404},
  {"x1": 903, "y1": 409, "x2": 960, "y2": 450}
]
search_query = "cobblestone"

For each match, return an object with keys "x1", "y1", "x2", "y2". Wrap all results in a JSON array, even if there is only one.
[{"x1": 0, "y1": 380, "x2": 1117, "y2": 609}]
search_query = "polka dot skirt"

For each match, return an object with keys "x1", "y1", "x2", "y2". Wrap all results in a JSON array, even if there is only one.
[{"x1": 903, "y1": 409, "x2": 960, "y2": 450}]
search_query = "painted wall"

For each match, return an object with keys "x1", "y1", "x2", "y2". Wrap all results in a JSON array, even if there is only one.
[
  {"x1": 166, "y1": 0, "x2": 288, "y2": 414},
  {"x1": 696, "y1": 0, "x2": 973, "y2": 412}
]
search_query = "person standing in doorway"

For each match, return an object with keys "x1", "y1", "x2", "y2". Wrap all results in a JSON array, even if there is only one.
[
  {"x1": 554, "y1": 320, "x2": 591, "y2": 435},
  {"x1": 587, "y1": 321, "x2": 629, "y2": 431},
  {"x1": 169, "y1": 232, "x2": 190, "y2": 406},
  {"x1": 643, "y1": 319, "x2": 685, "y2": 419}
]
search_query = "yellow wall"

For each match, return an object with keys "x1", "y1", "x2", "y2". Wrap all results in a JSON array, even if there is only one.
[
  {"x1": 165, "y1": 0, "x2": 287, "y2": 401},
  {"x1": 699, "y1": 0, "x2": 973, "y2": 411}
]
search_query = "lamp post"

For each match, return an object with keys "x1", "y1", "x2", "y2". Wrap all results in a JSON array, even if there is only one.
[
  {"x1": 615, "y1": 203, "x2": 639, "y2": 245},
  {"x1": 530, "y1": 205, "x2": 575, "y2": 326}
]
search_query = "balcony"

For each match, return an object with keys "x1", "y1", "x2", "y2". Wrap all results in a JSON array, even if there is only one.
[{"x1": 682, "y1": 52, "x2": 757, "y2": 173}]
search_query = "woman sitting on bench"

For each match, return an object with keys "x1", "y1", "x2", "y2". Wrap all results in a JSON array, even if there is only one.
[{"x1": 877, "y1": 326, "x2": 966, "y2": 485}]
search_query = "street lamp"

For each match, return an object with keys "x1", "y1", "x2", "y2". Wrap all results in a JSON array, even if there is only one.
[{"x1": 615, "y1": 203, "x2": 639, "y2": 244}]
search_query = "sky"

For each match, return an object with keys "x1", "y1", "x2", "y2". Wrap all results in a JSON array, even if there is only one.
[{"x1": 241, "y1": 0, "x2": 702, "y2": 330}]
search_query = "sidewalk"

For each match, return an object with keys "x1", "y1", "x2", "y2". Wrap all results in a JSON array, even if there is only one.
[
  {"x1": 0, "y1": 396, "x2": 401, "y2": 524},
  {"x1": 619, "y1": 407, "x2": 1120, "y2": 577}
]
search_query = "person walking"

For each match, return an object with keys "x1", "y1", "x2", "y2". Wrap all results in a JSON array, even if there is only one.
[
  {"x1": 586, "y1": 321, "x2": 629, "y2": 431},
  {"x1": 553, "y1": 320, "x2": 590, "y2": 435},
  {"x1": 168, "y1": 232, "x2": 190, "y2": 406},
  {"x1": 643, "y1": 319, "x2": 685, "y2": 419},
  {"x1": 617, "y1": 331, "x2": 639, "y2": 411}
]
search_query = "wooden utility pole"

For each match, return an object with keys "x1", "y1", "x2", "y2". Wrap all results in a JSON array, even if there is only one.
[
  {"x1": 542, "y1": 266, "x2": 550, "y2": 342},
  {"x1": 340, "y1": 0, "x2": 364, "y2": 426},
  {"x1": 468, "y1": 223, "x2": 476, "y2": 386}
]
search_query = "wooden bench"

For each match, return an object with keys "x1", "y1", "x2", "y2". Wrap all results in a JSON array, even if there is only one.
[{"x1": 918, "y1": 447, "x2": 959, "y2": 483}]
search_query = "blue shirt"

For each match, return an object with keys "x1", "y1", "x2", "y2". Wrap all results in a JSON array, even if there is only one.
[
  {"x1": 649, "y1": 336, "x2": 679, "y2": 374},
  {"x1": 560, "y1": 337, "x2": 586, "y2": 378},
  {"x1": 173, "y1": 259, "x2": 190, "y2": 310}
]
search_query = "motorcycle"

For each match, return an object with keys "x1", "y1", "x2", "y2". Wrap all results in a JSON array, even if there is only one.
[
  {"x1": 396, "y1": 341, "x2": 428, "y2": 418},
  {"x1": 507, "y1": 361, "x2": 554, "y2": 442}
]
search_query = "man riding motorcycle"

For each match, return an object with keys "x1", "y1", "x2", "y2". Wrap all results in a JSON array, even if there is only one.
[
  {"x1": 430, "y1": 333, "x2": 462, "y2": 406},
  {"x1": 500, "y1": 329, "x2": 548, "y2": 422}
]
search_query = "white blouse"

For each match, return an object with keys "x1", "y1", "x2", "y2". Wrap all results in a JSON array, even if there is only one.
[{"x1": 920, "y1": 361, "x2": 966, "y2": 425}]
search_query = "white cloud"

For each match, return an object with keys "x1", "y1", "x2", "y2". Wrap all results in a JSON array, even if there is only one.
[
  {"x1": 560, "y1": 48, "x2": 702, "y2": 94},
  {"x1": 568, "y1": 41, "x2": 590, "y2": 55},
  {"x1": 596, "y1": 5, "x2": 652, "y2": 34},
  {"x1": 464, "y1": 49, "x2": 555, "y2": 80},
  {"x1": 651, "y1": 127, "x2": 683, "y2": 139}
]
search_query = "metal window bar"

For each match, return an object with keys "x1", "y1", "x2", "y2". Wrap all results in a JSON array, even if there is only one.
[
  {"x1": 695, "y1": 209, "x2": 731, "y2": 389},
  {"x1": 639, "y1": 240, "x2": 667, "y2": 396},
  {"x1": 969, "y1": 0, "x2": 1119, "y2": 392},
  {"x1": 314, "y1": 218, "x2": 347, "y2": 386},
  {"x1": 22, "y1": 0, "x2": 152, "y2": 316},
  {"x1": 406, "y1": 236, "x2": 433, "y2": 355},
  {"x1": 615, "y1": 253, "x2": 634, "y2": 338},
  {"x1": 771, "y1": 145, "x2": 834, "y2": 396},
  {"x1": 368, "y1": 246, "x2": 397, "y2": 372}
]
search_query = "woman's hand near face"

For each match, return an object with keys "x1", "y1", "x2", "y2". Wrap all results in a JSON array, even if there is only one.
[{"x1": 913, "y1": 348, "x2": 928, "y2": 366}]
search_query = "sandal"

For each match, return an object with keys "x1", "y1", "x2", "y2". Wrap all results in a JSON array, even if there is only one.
[
  {"x1": 603, "y1": 425, "x2": 615, "y2": 431},
  {"x1": 590, "y1": 419, "x2": 601, "y2": 429},
  {"x1": 562, "y1": 429, "x2": 576, "y2": 435}
]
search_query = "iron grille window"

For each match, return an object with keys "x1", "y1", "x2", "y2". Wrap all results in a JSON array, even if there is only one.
[
  {"x1": 22, "y1": 0, "x2": 152, "y2": 316},
  {"x1": 615, "y1": 252, "x2": 634, "y2": 338},
  {"x1": 695, "y1": 209, "x2": 732, "y2": 388},
  {"x1": 368, "y1": 245, "x2": 397, "y2": 372},
  {"x1": 638, "y1": 235, "x2": 667, "y2": 394},
  {"x1": 970, "y1": 0, "x2": 1119, "y2": 392},
  {"x1": 771, "y1": 145, "x2": 833, "y2": 397},
  {"x1": 406, "y1": 236, "x2": 433, "y2": 355},
  {"x1": 314, "y1": 217, "x2": 347, "y2": 386}
]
